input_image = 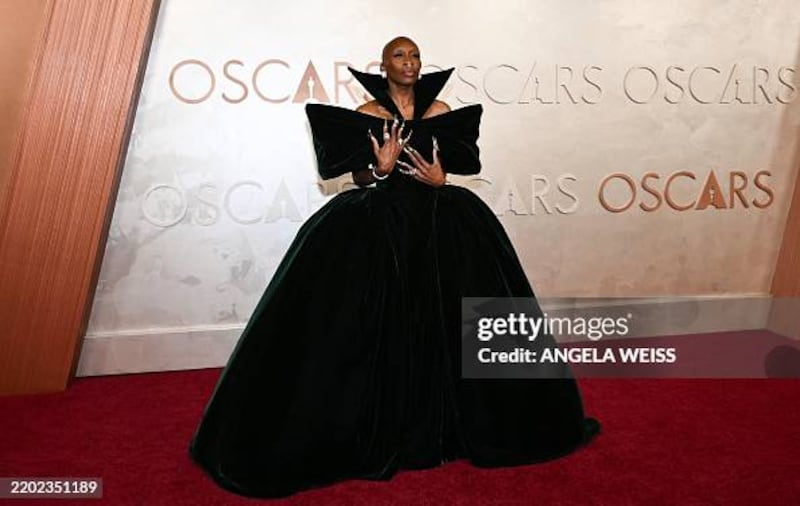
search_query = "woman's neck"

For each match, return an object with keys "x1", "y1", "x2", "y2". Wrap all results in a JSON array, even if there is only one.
[{"x1": 387, "y1": 81, "x2": 415, "y2": 119}]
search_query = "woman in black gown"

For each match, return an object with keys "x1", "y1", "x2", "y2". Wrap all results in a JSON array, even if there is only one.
[{"x1": 189, "y1": 36, "x2": 600, "y2": 498}]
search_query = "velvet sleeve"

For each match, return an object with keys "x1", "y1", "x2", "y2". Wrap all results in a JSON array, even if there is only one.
[{"x1": 421, "y1": 105, "x2": 483, "y2": 176}]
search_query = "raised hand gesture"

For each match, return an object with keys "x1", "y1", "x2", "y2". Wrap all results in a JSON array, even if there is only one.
[
  {"x1": 368, "y1": 116, "x2": 413, "y2": 178},
  {"x1": 398, "y1": 135, "x2": 446, "y2": 187}
]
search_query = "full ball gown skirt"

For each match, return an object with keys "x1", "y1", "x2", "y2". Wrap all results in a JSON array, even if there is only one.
[
  {"x1": 189, "y1": 65, "x2": 598, "y2": 498},
  {"x1": 188, "y1": 175, "x2": 596, "y2": 498}
]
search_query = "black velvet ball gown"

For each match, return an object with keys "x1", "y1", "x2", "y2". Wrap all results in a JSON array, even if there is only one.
[{"x1": 188, "y1": 66, "x2": 600, "y2": 498}]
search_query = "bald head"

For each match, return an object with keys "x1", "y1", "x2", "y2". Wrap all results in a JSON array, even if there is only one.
[{"x1": 381, "y1": 36, "x2": 419, "y2": 62}]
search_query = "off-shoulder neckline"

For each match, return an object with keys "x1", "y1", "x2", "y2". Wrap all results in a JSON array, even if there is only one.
[
  {"x1": 347, "y1": 66, "x2": 456, "y2": 120},
  {"x1": 305, "y1": 102, "x2": 482, "y2": 123}
]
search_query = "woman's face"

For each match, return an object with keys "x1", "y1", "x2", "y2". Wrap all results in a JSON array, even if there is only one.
[{"x1": 382, "y1": 38, "x2": 421, "y2": 86}]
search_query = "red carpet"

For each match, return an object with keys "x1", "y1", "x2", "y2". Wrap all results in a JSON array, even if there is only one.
[{"x1": 1, "y1": 370, "x2": 798, "y2": 504}]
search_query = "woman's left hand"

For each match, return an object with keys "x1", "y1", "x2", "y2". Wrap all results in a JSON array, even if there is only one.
[{"x1": 399, "y1": 135, "x2": 446, "y2": 187}]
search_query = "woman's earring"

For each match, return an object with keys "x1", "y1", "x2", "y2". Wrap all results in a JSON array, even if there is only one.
[{"x1": 380, "y1": 69, "x2": 386, "y2": 78}]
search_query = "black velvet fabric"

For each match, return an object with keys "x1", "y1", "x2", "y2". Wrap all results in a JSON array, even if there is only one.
[
  {"x1": 307, "y1": 67, "x2": 480, "y2": 179},
  {"x1": 188, "y1": 66, "x2": 599, "y2": 498}
]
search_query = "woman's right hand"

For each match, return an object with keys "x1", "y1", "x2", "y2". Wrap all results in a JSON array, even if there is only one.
[{"x1": 368, "y1": 116, "x2": 413, "y2": 177}]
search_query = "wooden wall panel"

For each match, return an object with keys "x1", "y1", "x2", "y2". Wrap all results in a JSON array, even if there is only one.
[
  {"x1": 770, "y1": 174, "x2": 800, "y2": 297},
  {"x1": 0, "y1": 0, "x2": 161, "y2": 394},
  {"x1": 768, "y1": 157, "x2": 800, "y2": 338},
  {"x1": 0, "y1": 0, "x2": 52, "y2": 210}
]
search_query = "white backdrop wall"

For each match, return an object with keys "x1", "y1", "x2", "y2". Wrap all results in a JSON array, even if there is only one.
[{"x1": 78, "y1": 0, "x2": 800, "y2": 375}]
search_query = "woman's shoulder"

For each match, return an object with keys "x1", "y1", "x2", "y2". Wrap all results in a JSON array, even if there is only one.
[
  {"x1": 423, "y1": 99, "x2": 451, "y2": 119},
  {"x1": 355, "y1": 100, "x2": 392, "y2": 119},
  {"x1": 353, "y1": 99, "x2": 452, "y2": 119}
]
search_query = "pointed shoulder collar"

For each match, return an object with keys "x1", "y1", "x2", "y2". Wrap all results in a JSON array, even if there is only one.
[{"x1": 348, "y1": 66, "x2": 455, "y2": 120}]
